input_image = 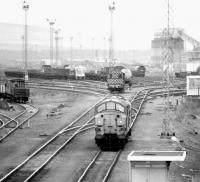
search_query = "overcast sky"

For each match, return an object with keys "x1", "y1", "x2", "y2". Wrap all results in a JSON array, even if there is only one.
[{"x1": 0, "y1": 0, "x2": 200, "y2": 50}]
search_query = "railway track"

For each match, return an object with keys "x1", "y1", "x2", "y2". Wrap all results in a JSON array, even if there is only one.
[
  {"x1": 56, "y1": 79, "x2": 107, "y2": 88},
  {"x1": 0, "y1": 88, "x2": 147, "y2": 181},
  {"x1": 0, "y1": 84, "x2": 186, "y2": 181},
  {"x1": 0, "y1": 118, "x2": 3, "y2": 127},
  {"x1": 28, "y1": 81, "x2": 106, "y2": 90},
  {"x1": 28, "y1": 82, "x2": 108, "y2": 96},
  {"x1": 28, "y1": 79, "x2": 107, "y2": 90},
  {"x1": 146, "y1": 89, "x2": 186, "y2": 101},
  {"x1": 128, "y1": 89, "x2": 150, "y2": 133},
  {"x1": 0, "y1": 118, "x2": 94, "y2": 182},
  {"x1": 27, "y1": 76, "x2": 185, "y2": 98},
  {"x1": 76, "y1": 90, "x2": 150, "y2": 181},
  {"x1": 0, "y1": 95, "x2": 108, "y2": 182},
  {"x1": 29, "y1": 78, "x2": 106, "y2": 87},
  {"x1": 27, "y1": 77, "x2": 159, "y2": 95},
  {"x1": 0, "y1": 104, "x2": 38, "y2": 142},
  {"x1": 76, "y1": 150, "x2": 121, "y2": 182}
]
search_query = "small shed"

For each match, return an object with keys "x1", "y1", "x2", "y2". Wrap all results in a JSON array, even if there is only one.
[
  {"x1": 127, "y1": 151, "x2": 186, "y2": 182},
  {"x1": 187, "y1": 75, "x2": 200, "y2": 96}
]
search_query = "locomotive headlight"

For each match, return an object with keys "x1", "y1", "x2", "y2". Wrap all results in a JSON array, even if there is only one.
[
  {"x1": 117, "y1": 120, "x2": 124, "y2": 126},
  {"x1": 96, "y1": 120, "x2": 103, "y2": 126}
]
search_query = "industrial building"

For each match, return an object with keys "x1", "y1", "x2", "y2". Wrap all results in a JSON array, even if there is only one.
[
  {"x1": 151, "y1": 28, "x2": 184, "y2": 70},
  {"x1": 151, "y1": 28, "x2": 200, "y2": 74}
]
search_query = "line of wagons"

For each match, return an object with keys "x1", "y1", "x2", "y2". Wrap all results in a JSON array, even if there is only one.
[{"x1": 4, "y1": 65, "x2": 146, "y2": 82}]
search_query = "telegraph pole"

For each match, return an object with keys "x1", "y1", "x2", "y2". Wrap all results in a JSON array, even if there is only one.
[
  {"x1": 22, "y1": 0, "x2": 29, "y2": 82},
  {"x1": 54, "y1": 29, "x2": 61, "y2": 66},
  {"x1": 47, "y1": 19, "x2": 56, "y2": 65},
  {"x1": 108, "y1": 1, "x2": 115, "y2": 66}
]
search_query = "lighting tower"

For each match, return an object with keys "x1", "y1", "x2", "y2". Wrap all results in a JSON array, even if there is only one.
[
  {"x1": 108, "y1": 1, "x2": 115, "y2": 66},
  {"x1": 70, "y1": 36, "x2": 73, "y2": 62},
  {"x1": 22, "y1": 0, "x2": 29, "y2": 82},
  {"x1": 46, "y1": 19, "x2": 56, "y2": 65},
  {"x1": 54, "y1": 29, "x2": 61, "y2": 66},
  {"x1": 103, "y1": 37, "x2": 106, "y2": 61},
  {"x1": 21, "y1": 35, "x2": 24, "y2": 66},
  {"x1": 161, "y1": 0, "x2": 175, "y2": 138},
  {"x1": 92, "y1": 37, "x2": 95, "y2": 60}
]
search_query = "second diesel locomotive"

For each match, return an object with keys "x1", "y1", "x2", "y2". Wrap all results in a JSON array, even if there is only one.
[
  {"x1": 107, "y1": 66, "x2": 132, "y2": 92},
  {"x1": 94, "y1": 96, "x2": 132, "y2": 150}
]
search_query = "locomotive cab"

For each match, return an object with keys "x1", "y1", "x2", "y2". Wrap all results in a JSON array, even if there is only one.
[{"x1": 94, "y1": 96, "x2": 131, "y2": 150}]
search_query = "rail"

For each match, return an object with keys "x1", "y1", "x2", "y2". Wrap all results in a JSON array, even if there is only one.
[
  {"x1": 76, "y1": 151, "x2": 121, "y2": 182},
  {"x1": 0, "y1": 95, "x2": 108, "y2": 182},
  {"x1": 0, "y1": 104, "x2": 39, "y2": 142}
]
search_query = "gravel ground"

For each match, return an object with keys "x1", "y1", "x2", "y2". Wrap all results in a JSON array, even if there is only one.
[
  {"x1": 0, "y1": 103, "x2": 24, "y2": 117},
  {"x1": 31, "y1": 96, "x2": 180, "y2": 182},
  {"x1": 1, "y1": 86, "x2": 200, "y2": 182},
  {"x1": 170, "y1": 97, "x2": 200, "y2": 182},
  {"x1": 32, "y1": 130, "x2": 99, "y2": 182},
  {"x1": 110, "y1": 97, "x2": 179, "y2": 182},
  {"x1": 111, "y1": 96, "x2": 200, "y2": 182},
  {"x1": 0, "y1": 88, "x2": 102, "y2": 178}
]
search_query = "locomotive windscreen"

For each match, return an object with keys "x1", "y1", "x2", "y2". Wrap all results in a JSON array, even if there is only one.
[{"x1": 97, "y1": 102, "x2": 125, "y2": 113}]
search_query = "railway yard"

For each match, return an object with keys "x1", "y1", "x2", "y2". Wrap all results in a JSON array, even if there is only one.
[
  {"x1": 1, "y1": 0, "x2": 200, "y2": 181},
  {"x1": 0, "y1": 77, "x2": 199, "y2": 182}
]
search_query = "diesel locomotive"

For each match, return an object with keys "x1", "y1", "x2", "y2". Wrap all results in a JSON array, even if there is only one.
[
  {"x1": 94, "y1": 96, "x2": 132, "y2": 150},
  {"x1": 107, "y1": 66, "x2": 132, "y2": 92}
]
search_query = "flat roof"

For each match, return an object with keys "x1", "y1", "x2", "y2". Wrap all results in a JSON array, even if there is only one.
[
  {"x1": 127, "y1": 151, "x2": 186, "y2": 162},
  {"x1": 187, "y1": 75, "x2": 200, "y2": 79}
]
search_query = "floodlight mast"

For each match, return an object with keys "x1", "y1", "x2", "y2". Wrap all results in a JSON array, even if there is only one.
[
  {"x1": 70, "y1": 36, "x2": 73, "y2": 62},
  {"x1": 22, "y1": 0, "x2": 29, "y2": 82},
  {"x1": 108, "y1": 1, "x2": 115, "y2": 66},
  {"x1": 92, "y1": 37, "x2": 95, "y2": 60},
  {"x1": 54, "y1": 29, "x2": 61, "y2": 66},
  {"x1": 103, "y1": 37, "x2": 106, "y2": 60},
  {"x1": 47, "y1": 19, "x2": 56, "y2": 65}
]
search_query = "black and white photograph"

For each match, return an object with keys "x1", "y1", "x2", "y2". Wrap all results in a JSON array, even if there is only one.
[{"x1": 0, "y1": 0, "x2": 200, "y2": 181}]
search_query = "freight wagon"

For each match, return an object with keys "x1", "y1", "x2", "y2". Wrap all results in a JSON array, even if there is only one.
[
  {"x1": 0, "y1": 78, "x2": 29, "y2": 102},
  {"x1": 131, "y1": 65, "x2": 146, "y2": 77},
  {"x1": 175, "y1": 62, "x2": 200, "y2": 78}
]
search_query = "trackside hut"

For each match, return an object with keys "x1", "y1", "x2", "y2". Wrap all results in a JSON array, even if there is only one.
[
  {"x1": 187, "y1": 75, "x2": 200, "y2": 96},
  {"x1": 127, "y1": 151, "x2": 186, "y2": 182}
]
